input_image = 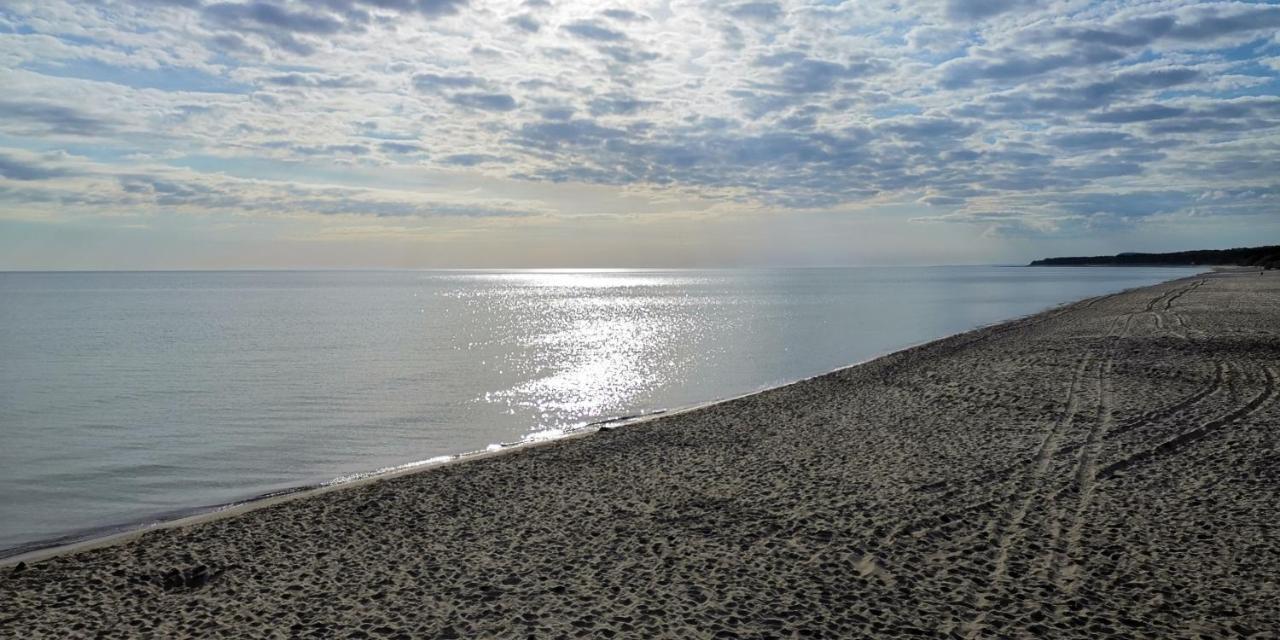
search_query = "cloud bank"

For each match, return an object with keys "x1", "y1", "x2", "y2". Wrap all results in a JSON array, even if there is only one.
[{"x1": 0, "y1": 0, "x2": 1277, "y2": 255}]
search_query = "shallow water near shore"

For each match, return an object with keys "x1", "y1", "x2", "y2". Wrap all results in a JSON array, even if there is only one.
[{"x1": 0, "y1": 266, "x2": 1198, "y2": 554}]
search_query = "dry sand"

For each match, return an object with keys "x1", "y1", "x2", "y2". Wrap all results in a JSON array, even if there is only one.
[{"x1": 2, "y1": 271, "x2": 1278, "y2": 638}]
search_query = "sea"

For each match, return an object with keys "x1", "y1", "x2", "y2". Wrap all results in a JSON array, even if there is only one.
[{"x1": 0, "y1": 266, "x2": 1200, "y2": 555}]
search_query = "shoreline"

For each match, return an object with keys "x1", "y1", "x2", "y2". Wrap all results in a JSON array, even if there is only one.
[
  {"x1": 6, "y1": 270, "x2": 1277, "y2": 638},
  {"x1": 0, "y1": 271, "x2": 1208, "y2": 567}
]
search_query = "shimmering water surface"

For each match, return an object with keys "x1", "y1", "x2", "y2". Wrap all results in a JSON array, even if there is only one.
[{"x1": 0, "y1": 267, "x2": 1199, "y2": 553}]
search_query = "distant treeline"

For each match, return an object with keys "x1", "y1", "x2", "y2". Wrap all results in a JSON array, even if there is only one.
[{"x1": 1030, "y1": 245, "x2": 1280, "y2": 269}]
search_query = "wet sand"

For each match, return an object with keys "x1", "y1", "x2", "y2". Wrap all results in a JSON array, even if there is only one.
[{"x1": 2, "y1": 271, "x2": 1278, "y2": 638}]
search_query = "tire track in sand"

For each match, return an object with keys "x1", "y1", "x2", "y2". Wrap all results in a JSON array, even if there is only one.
[
  {"x1": 1047, "y1": 280, "x2": 1208, "y2": 591},
  {"x1": 1099, "y1": 364, "x2": 1277, "y2": 480},
  {"x1": 1035, "y1": 309, "x2": 1128, "y2": 587},
  {"x1": 963, "y1": 354, "x2": 1093, "y2": 638},
  {"x1": 1139, "y1": 280, "x2": 1201, "y2": 339},
  {"x1": 1163, "y1": 279, "x2": 1205, "y2": 311},
  {"x1": 1161, "y1": 280, "x2": 1203, "y2": 339},
  {"x1": 1051, "y1": 356, "x2": 1113, "y2": 593},
  {"x1": 1102, "y1": 361, "x2": 1225, "y2": 442},
  {"x1": 891, "y1": 324, "x2": 1221, "y2": 548}
]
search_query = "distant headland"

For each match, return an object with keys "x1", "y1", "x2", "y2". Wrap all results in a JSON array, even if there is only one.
[{"x1": 1030, "y1": 245, "x2": 1280, "y2": 269}]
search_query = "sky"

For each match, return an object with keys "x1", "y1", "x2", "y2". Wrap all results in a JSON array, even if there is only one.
[{"x1": 0, "y1": 0, "x2": 1278, "y2": 269}]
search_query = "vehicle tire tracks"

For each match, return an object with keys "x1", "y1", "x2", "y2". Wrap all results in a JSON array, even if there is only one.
[
  {"x1": 963, "y1": 354, "x2": 1093, "y2": 638},
  {"x1": 1099, "y1": 364, "x2": 1276, "y2": 480}
]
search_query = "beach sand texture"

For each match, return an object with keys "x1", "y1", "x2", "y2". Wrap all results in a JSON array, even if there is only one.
[{"x1": 2, "y1": 271, "x2": 1277, "y2": 638}]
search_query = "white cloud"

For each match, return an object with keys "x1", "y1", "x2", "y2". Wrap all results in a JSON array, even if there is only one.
[{"x1": 0, "y1": 0, "x2": 1276, "y2": 247}]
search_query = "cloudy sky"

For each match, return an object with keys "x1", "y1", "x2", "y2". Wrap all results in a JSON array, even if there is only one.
[{"x1": 1, "y1": 0, "x2": 1278, "y2": 268}]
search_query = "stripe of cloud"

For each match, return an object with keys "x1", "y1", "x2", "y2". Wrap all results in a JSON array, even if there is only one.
[
  {"x1": 199, "y1": 0, "x2": 469, "y2": 55},
  {"x1": 262, "y1": 73, "x2": 371, "y2": 88},
  {"x1": 507, "y1": 14, "x2": 540, "y2": 33},
  {"x1": 945, "y1": 0, "x2": 1034, "y2": 22},
  {"x1": 588, "y1": 95, "x2": 653, "y2": 116},
  {"x1": 108, "y1": 174, "x2": 533, "y2": 218},
  {"x1": 940, "y1": 46, "x2": 1127, "y2": 89},
  {"x1": 726, "y1": 2, "x2": 783, "y2": 22},
  {"x1": 0, "y1": 153, "x2": 75, "y2": 180},
  {"x1": 601, "y1": 9, "x2": 649, "y2": 23},
  {"x1": 1045, "y1": 6, "x2": 1280, "y2": 48},
  {"x1": 379, "y1": 142, "x2": 423, "y2": 154},
  {"x1": 412, "y1": 72, "x2": 484, "y2": 92},
  {"x1": 0, "y1": 101, "x2": 115, "y2": 137},
  {"x1": 203, "y1": 2, "x2": 348, "y2": 35},
  {"x1": 1088, "y1": 105, "x2": 1187, "y2": 124},
  {"x1": 562, "y1": 21, "x2": 626, "y2": 42},
  {"x1": 345, "y1": 0, "x2": 468, "y2": 19},
  {"x1": 440, "y1": 153, "x2": 506, "y2": 166},
  {"x1": 952, "y1": 65, "x2": 1205, "y2": 122},
  {"x1": 944, "y1": 7, "x2": 1280, "y2": 89},
  {"x1": 448, "y1": 92, "x2": 518, "y2": 111}
]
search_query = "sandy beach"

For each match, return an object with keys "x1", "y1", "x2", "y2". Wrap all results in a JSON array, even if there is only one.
[{"x1": 2, "y1": 270, "x2": 1277, "y2": 638}]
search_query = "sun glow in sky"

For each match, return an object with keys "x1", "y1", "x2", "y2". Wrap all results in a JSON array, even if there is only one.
[{"x1": 1, "y1": 0, "x2": 1278, "y2": 268}]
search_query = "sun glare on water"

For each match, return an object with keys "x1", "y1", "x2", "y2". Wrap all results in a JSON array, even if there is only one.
[{"x1": 467, "y1": 270, "x2": 708, "y2": 432}]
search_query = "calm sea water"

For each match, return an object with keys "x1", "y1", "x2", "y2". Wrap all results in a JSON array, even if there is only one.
[{"x1": 0, "y1": 267, "x2": 1198, "y2": 554}]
